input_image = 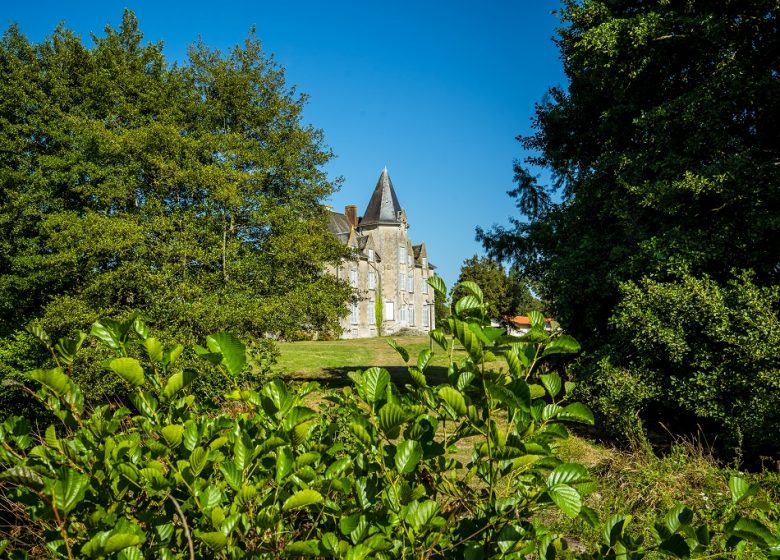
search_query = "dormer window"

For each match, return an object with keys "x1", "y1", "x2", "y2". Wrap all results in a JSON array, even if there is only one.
[
  {"x1": 422, "y1": 257, "x2": 427, "y2": 269},
  {"x1": 399, "y1": 245, "x2": 406, "y2": 264},
  {"x1": 367, "y1": 249, "x2": 374, "y2": 262}
]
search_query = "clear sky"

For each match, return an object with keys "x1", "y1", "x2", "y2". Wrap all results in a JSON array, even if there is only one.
[{"x1": 3, "y1": 0, "x2": 567, "y2": 288}]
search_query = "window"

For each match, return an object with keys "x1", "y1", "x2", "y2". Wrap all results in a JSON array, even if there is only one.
[
  {"x1": 400, "y1": 305, "x2": 407, "y2": 323},
  {"x1": 399, "y1": 272, "x2": 405, "y2": 292},
  {"x1": 408, "y1": 254, "x2": 412, "y2": 267},
  {"x1": 422, "y1": 277, "x2": 428, "y2": 294},
  {"x1": 349, "y1": 269, "x2": 358, "y2": 288},
  {"x1": 422, "y1": 257, "x2": 427, "y2": 269},
  {"x1": 368, "y1": 270, "x2": 375, "y2": 290},
  {"x1": 368, "y1": 301, "x2": 375, "y2": 324},
  {"x1": 367, "y1": 249, "x2": 374, "y2": 262},
  {"x1": 407, "y1": 273, "x2": 413, "y2": 293},
  {"x1": 399, "y1": 245, "x2": 406, "y2": 264},
  {"x1": 350, "y1": 301, "x2": 359, "y2": 324},
  {"x1": 408, "y1": 304, "x2": 415, "y2": 326},
  {"x1": 385, "y1": 301, "x2": 394, "y2": 321},
  {"x1": 422, "y1": 305, "x2": 430, "y2": 328}
]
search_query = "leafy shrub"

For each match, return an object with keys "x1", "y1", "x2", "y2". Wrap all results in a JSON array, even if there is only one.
[
  {"x1": 0, "y1": 279, "x2": 778, "y2": 558},
  {"x1": 610, "y1": 270, "x2": 780, "y2": 457}
]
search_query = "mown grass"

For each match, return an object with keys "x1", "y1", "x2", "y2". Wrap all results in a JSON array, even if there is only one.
[{"x1": 275, "y1": 335, "x2": 503, "y2": 387}]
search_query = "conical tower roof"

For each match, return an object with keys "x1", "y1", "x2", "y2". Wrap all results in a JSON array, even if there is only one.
[{"x1": 361, "y1": 167, "x2": 402, "y2": 227}]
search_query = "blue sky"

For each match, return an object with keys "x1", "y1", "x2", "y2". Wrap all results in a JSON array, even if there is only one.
[{"x1": 3, "y1": 0, "x2": 567, "y2": 287}]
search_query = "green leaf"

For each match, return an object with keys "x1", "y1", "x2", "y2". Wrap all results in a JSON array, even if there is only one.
[
  {"x1": 195, "y1": 531, "x2": 227, "y2": 551},
  {"x1": 29, "y1": 368, "x2": 70, "y2": 395},
  {"x1": 160, "y1": 425, "x2": 184, "y2": 448},
  {"x1": 528, "y1": 310, "x2": 545, "y2": 329},
  {"x1": 558, "y1": 402, "x2": 594, "y2": 424},
  {"x1": 548, "y1": 483, "x2": 581, "y2": 518},
  {"x1": 363, "y1": 367, "x2": 390, "y2": 404},
  {"x1": 540, "y1": 373, "x2": 562, "y2": 399},
  {"x1": 455, "y1": 294, "x2": 482, "y2": 315},
  {"x1": 603, "y1": 514, "x2": 630, "y2": 547},
  {"x1": 26, "y1": 322, "x2": 51, "y2": 346},
  {"x1": 427, "y1": 276, "x2": 447, "y2": 298},
  {"x1": 281, "y1": 406, "x2": 317, "y2": 431},
  {"x1": 54, "y1": 332, "x2": 87, "y2": 365},
  {"x1": 110, "y1": 358, "x2": 145, "y2": 387},
  {"x1": 349, "y1": 418, "x2": 373, "y2": 447},
  {"x1": 416, "y1": 349, "x2": 433, "y2": 372},
  {"x1": 206, "y1": 332, "x2": 246, "y2": 376},
  {"x1": 165, "y1": 344, "x2": 184, "y2": 366},
  {"x1": 142, "y1": 337, "x2": 164, "y2": 363},
  {"x1": 662, "y1": 504, "x2": 694, "y2": 536},
  {"x1": 579, "y1": 505, "x2": 599, "y2": 528},
  {"x1": 542, "y1": 335, "x2": 580, "y2": 356},
  {"x1": 0, "y1": 466, "x2": 45, "y2": 490},
  {"x1": 453, "y1": 318, "x2": 483, "y2": 361},
  {"x1": 81, "y1": 532, "x2": 145, "y2": 558},
  {"x1": 406, "y1": 500, "x2": 439, "y2": 530},
  {"x1": 51, "y1": 468, "x2": 90, "y2": 515},
  {"x1": 199, "y1": 486, "x2": 223, "y2": 510},
  {"x1": 458, "y1": 281, "x2": 484, "y2": 302},
  {"x1": 378, "y1": 403, "x2": 409, "y2": 438},
  {"x1": 726, "y1": 516, "x2": 779, "y2": 548},
  {"x1": 190, "y1": 447, "x2": 208, "y2": 476},
  {"x1": 429, "y1": 329, "x2": 448, "y2": 351},
  {"x1": 101, "y1": 534, "x2": 145, "y2": 555},
  {"x1": 282, "y1": 489, "x2": 323, "y2": 511},
  {"x1": 547, "y1": 463, "x2": 589, "y2": 487},
  {"x1": 394, "y1": 440, "x2": 422, "y2": 474},
  {"x1": 283, "y1": 540, "x2": 321, "y2": 556},
  {"x1": 220, "y1": 462, "x2": 243, "y2": 491},
  {"x1": 485, "y1": 381, "x2": 523, "y2": 410},
  {"x1": 438, "y1": 386, "x2": 467, "y2": 416},
  {"x1": 276, "y1": 447, "x2": 293, "y2": 483},
  {"x1": 161, "y1": 369, "x2": 197, "y2": 400},
  {"x1": 729, "y1": 476, "x2": 757, "y2": 504},
  {"x1": 387, "y1": 338, "x2": 409, "y2": 362},
  {"x1": 90, "y1": 319, "x2": 122, "y2": 350},
  {"x1": 325, "y1": 457, "x2": 352, "y2": 479}
]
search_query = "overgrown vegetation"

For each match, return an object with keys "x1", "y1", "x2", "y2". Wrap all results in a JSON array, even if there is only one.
[
  {"x1": 478, "y1": 0, "x2": 780, "y2": 459},
  {"x1": 1, "y1": 278, "x2": 778, "y2": 558},
  {"x1": 0, "y1": 11, "x2": 351, "y2": 416}
]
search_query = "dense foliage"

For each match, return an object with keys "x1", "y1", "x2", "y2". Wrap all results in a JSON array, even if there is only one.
[
  {"x1": 0, "y1": 11, "x2": 350, "y2": 344},
  {"x1": 1, "y1": 279, "x2": 778, "y2": 558},
  {"x1": 478, "y1": 0, "x2": 780, "y2": 456}
]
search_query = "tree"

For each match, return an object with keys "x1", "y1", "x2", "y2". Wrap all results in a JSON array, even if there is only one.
[
  {"x1": 0, "y1": 11, "x2": 350, "y2": 347},
  {"x1": 453, "y1": 256, "x2": 510, "y2": 319},
  {"x1": 478, "y1": 1, "x2": 780, "y2": 456},
  {"x1": 453, "y1": 256, "x2": 543, "y2": 319}
]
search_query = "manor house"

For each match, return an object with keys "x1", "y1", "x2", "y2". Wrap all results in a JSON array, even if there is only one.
[{"x1": 328, "y1": 168, "x2": 436, "y2": 338}]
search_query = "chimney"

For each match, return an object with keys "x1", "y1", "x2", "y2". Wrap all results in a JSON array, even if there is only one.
[{"x1": 345, "y1": 205, "x2": 358, "y2": 228}]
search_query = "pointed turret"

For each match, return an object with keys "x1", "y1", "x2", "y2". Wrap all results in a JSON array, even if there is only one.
[{"x1": 360, "y1": 167, "x2": 402, "y2": 227}]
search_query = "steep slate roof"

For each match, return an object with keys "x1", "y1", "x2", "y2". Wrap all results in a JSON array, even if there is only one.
[
  {"x1": 327, "y1": 211, "x2": 352, "y2": 235},
  {"x1": 360, "y1": 167, "x2": 402, "y2": 227}
]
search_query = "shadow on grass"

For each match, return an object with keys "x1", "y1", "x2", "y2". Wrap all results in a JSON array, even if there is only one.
[{"x1": 289, "y1": 364, "x2": 450, "y2": 389}]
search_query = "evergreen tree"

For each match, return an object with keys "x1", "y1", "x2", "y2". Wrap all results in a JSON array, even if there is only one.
[{"x1": 478, "y1": 1, "x2": 780, "y2": 455}]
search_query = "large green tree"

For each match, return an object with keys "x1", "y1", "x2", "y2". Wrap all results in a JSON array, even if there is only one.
[
  {"x1": 478, "y1": 1, "x2": 779, "y2": 455},
  {"x1": 453, "y1": 256, "x2": 543, "y2": 319},
  {"x1": 0, "y1": 11, "x2": 350, "y2": 347}
]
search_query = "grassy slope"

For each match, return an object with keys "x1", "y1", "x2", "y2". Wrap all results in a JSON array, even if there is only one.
[{"x1": 276, "y1": 336, "x2": 780, "y2": 556}]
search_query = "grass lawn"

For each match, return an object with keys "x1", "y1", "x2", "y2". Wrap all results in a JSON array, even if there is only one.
[{"x1": 274, "y1": 335, "x2": 504, "y2": 387}]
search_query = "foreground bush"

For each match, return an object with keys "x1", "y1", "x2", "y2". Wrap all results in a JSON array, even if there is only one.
[{"x1": 0, "y1": 280, "x2": 778, "y2": 558}]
